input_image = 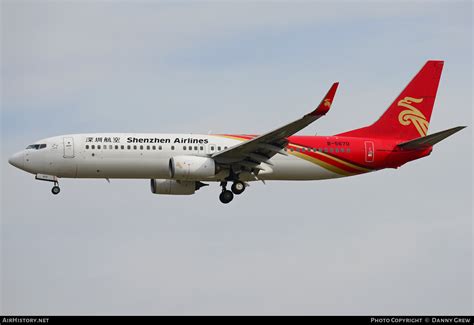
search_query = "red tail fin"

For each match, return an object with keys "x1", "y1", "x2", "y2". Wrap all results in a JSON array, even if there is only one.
[{"x1": 337, "y1": 60, "x2": 444, "y2": 140}]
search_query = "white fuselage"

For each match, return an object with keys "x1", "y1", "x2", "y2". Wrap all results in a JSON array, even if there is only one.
[{"x1": 10, "y1": 133, "x2": 344, "y2": 182}]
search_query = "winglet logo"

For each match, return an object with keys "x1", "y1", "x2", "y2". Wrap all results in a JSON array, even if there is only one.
[
  {"x1": 397, "y1": 97, "x2": 428, "y2": 137},
  {"x1": 323, "y1": 99, "x2": 331, "y2": 108}
]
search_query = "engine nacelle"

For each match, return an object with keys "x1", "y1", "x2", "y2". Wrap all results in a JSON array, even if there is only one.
[
  {"x1": 169, "y1": 156, "x2": 216, "y2": 180},
  {"x1": 150, "y1": 179, "x2": 198, "y2": 195}
]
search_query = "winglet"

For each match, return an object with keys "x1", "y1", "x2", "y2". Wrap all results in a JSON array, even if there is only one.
[{"x1": 309, "y1": 82, "x2": 339, "y2": 116}]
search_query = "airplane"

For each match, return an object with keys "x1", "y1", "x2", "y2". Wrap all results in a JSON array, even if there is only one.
[{"x1": 8, "y1": 60, "x2": 466, "y2": 204}]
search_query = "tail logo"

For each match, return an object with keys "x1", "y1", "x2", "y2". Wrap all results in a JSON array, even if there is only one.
[
  {"x1": 397, "y1": 97, "x2": 428, "y2": 137},
  {"x1": 323, "y1": 99, "x2": 331, "y2": 108}
]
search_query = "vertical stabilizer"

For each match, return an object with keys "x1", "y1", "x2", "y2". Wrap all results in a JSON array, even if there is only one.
[{"x1": 337, "y1": 60, "x2": 444, "y2": 140}]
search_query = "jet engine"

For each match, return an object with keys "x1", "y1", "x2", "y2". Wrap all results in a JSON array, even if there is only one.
[
  {"x1": 150, "y1": 179, "x2": 208, "y2": 195},
  {"x1": 169, "y1": 156, "x2": 216, "y2": 180}
]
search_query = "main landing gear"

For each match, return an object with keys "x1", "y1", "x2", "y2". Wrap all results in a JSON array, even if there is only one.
[
  {"x1": 219, "y1": 188, "x2": 234, "y2": 204},
  {"x1": 219, "y1": 180, "x2": 246, "y2": 204},
  {"x1": 231, "y1": 181, "x2": 245, "y2": 195}
]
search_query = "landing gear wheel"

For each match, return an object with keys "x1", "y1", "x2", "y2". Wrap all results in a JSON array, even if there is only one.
[
  {"x1": 51, "y1": 186, "x2": 61, "y2": 195},
  {"x1": 231, "y1": 181, "x2": 245, "y2": 195},
  {"x1": 219, "y1": 190, "x2": 234, "y2": 204}
]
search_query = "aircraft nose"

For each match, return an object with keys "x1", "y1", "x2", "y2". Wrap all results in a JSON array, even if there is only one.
[{"x1": 8, "y1": 151, "x2": 24, "y2": 169}]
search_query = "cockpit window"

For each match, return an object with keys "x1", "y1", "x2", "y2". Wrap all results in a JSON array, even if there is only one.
[{"x1": 26, "y1": 144, "x2": 47, "y2": 150}]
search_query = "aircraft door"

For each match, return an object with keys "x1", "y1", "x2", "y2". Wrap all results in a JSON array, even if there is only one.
[
  {"x1": 63, "y1": 137, "x2": 75, "y2": 158},
  {"x1": 364, "y1": 141, "x2": 374, "y2": 163}
]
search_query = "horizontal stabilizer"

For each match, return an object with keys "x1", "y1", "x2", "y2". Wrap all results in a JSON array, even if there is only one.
[{"x1": 397, "y1": 126, "x2": 466, "y2": 150}]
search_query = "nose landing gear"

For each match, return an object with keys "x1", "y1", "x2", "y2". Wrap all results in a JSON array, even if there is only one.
[
  {"x1": 35, "y1": 174, "x2": 61, "y2": 195},
  {"x1": 51, "y1": 182, "x2": 61, "y2": 195}
]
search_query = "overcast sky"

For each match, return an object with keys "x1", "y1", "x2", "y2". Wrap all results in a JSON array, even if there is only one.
[{"x1": 1, "y1": 1, "x2": 472, "y2": 315}]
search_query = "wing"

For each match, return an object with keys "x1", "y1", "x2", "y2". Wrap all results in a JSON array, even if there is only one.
[{"x1": 212, "y1": 82, "x2": 339, "y2": 173}]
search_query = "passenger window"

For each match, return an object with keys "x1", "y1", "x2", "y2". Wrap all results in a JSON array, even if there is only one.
[
  {"x1": 224, "y1": 146, "x2": 228, "y2": 150},
  {"x1": 218, "y1": 146, "x2": 221, "y2": 151},
  {"x1": 140, "y1": 145, "x2": 143, "y2": 150},
  {"x1": 290, "y1": 148, "x2": 294, "y2": 152},
  {"x1": 211, "y1": 146, "x2": 215, "y2": 151},
  {"x1": 103, "y1": 145, "x2": 106, "y2": 150},
  {"x1": 147, "y1": 146, "x2": 150, "y2": 150},
  {"x1": 183, "y1": 146, "x2": 187, "y2": 150},
  {"x1": 171, "y1": 146, "x2": 175, "y2": 150},
  {"x1": 335, "y1": 148, "x2": 339, "y2": 153},
  {"x1": 121, "y1": 145, "x2": 124, "y2": 150},
  {"x1": 340, "y1": 148, "x2": 345, "y2": 153},
  {"x1": 115, "y1": 145, "x2": 119, "y2": 149},
  {"x1": 330, "y1": 148, "x2": 334, "y2": 153},
  {"x1": 188, "y1": 146, "x2": 192, "y2": 150},
  {"x1": 200, "y1": 146, "x2": 203, "y2": 151},
  {"x1": 347, "y1": 148, "x2": 351, "y2": 153},
  {"x1": 91, "y1": 145, "x2": 95, "y2": 149},
  {"x1": 194, "y1": 146, "x2": 198, "y2": 151},
  {"x1": 134, "y1": 145, "x2": 137, "y2": 150},
  {"x1": 86, "y1": 145, "x2": 89, "y2": 149},
  {"x1": 324, "y1": 148, "x2": 328, "y2": 153},
  {"x1": 109, "y1": 145, "x2": 112, "y2": 149},
  {"x1": 152, "y1": 146, "x2": 156, "y2": 150},
  {"x1": 159, "y1": 146, "x2": 162, "y2": 150},
  {"x1": 97, "y1": 145, "x2": 101, "y2": 149}
]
